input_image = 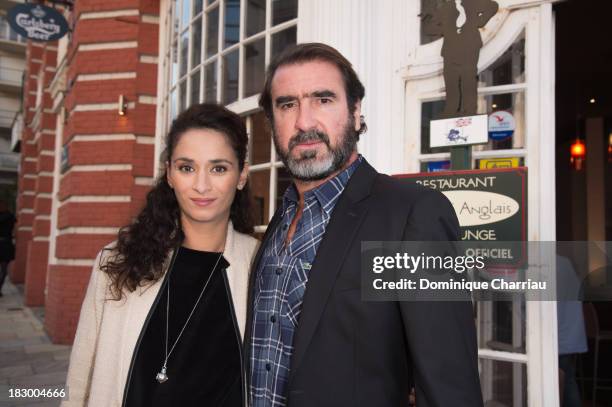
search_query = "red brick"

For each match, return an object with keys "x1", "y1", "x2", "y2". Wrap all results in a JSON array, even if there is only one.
[
  {"x1": 59, "y1": 170, "x2": 133, "y2": 199},
  {"x1": 58, "y1": 202, "x2": 132, "y2": 228},
  {"x1": 68, "y1": 49, "x2": 138, "y2": 79},
  {"x1": 36, "y1": 155, "x2": 55, "y2": 173},
  {"x1": 11, "y1": 229, "x2": 32, "y2": 283},
  {"x1": 64, "y1": 110, "x2": 136, "y2": 140},
  {"x1": 33, "y1": 196, "x2": 52, "y2": 214},
  {"x1": 35, "y1": 175, "x2": 54, "y2": 194},
  {"x1": 68, "y1": 140, "x2": 136, "y2": 165},
  {"x1": 45, "y1": 264, "x2": 92, "y2": 344},
  {"x1": 137, "y1": 22, "x2": 159, "y2": 55},
  {"x1": 67, "y1": 79, "x2": 137, "y2": 107},
  {"x1": 132, "y1": 143, "x2": 154, "y2": 176},
  {"x1": 56, "y1": 234, "x2": 116, "y2": 259},
  {"x1": 24, "y1": 240, "x2": 49, "y2": 306},
  {"x1": 33, "y1": 218, "x2": 51, "y2": 237},
  {"x1": 74, "y1": 17, "x2": 140, "y2": 44}
]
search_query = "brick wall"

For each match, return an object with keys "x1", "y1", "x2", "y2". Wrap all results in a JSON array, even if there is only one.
[
  {"x1": 13, "y1": 42, "x2": 58, "y2": 309},
  {"x1": 44, "y1": 0, "x2": 160, "y2": 344}
]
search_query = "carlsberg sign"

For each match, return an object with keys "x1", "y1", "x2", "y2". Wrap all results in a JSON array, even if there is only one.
[{"x1": 8, "y1": 4, "x2": 69, "y2": 42}]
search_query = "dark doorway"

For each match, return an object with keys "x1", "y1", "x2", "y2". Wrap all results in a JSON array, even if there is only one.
[{"x1": 555, "y1": 1, "x2": 612, "y2": 406}]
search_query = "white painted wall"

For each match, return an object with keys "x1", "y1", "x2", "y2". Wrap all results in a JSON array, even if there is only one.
[{"x1": 298, "y1": 0, "x2": 417, "y2": 175}]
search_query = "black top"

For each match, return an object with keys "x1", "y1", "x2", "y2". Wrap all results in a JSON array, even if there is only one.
[
  {"x1": 124, "y1": 247, "x2": 242, "y2": 407},
  {"x1": 0, "y1": 211, "x2": 15, "y2": 262}
]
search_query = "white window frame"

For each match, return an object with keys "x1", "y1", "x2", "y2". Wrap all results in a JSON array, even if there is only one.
[
  {"x1": 156, "y1": 0, "x2": 298, "y2": 230},
  {"x1": 402, "y1": 3, "x2": 558, "y2": 406}
]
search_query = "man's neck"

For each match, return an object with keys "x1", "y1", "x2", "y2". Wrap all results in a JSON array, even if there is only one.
[{"x1": 293, "y1": 151, "x2": 359, "y2": 200}]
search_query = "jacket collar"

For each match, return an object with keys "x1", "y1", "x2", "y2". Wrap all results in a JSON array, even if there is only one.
[{"x1": 137, "y1": 220, "x2": 241, "y2": 295}]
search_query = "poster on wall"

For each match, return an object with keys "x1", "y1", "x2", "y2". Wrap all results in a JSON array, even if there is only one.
[{"x1": 396, "y1": 168, "x2": 527, "y2": 267}]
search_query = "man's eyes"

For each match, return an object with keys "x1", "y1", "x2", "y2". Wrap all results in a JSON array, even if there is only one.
[
  {"x1": 279, "y1": 98, "x2": 333, "y2": 110},
  {"x1": 279, "y1": 101, "x2": 296, "y2": 110}
]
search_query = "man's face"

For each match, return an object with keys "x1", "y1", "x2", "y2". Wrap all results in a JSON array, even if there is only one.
[{"x1": 270, "y1": 60, "x2": 362, "y2": 181}]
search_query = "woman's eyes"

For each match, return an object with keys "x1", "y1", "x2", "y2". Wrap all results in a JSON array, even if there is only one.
[
  {"x1": 178, "y1": 165, "x2": 194, "y2": 172},
  {"x1": 178, "y1": 164, "x2": 228, "y2": 174},
  {"x1": 211, "y1": 165, "x2": 228, "y2": 174}
]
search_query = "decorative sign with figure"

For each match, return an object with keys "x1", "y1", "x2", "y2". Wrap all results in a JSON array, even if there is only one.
[{"x1": 421, "y1": 0, "x2": 499, "y2": 117}]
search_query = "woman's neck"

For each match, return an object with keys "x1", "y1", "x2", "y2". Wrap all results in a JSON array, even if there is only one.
[{"x1": 181, "y1": 216, "x2": 228, "y2": 252}]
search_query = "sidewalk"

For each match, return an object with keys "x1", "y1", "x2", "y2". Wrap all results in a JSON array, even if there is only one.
[{"x1": 0, "y1": 279, "x2": 71, "y2": 407}]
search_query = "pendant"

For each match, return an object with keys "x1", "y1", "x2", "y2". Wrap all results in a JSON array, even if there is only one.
[{"x1": 156, "y1": 366, "x2": 168, "y2": 383}]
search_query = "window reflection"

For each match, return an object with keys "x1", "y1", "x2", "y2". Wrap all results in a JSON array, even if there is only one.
[
  {"x1": 244, "y1": 39, "x2": 266, "y2": 98},
  {"x1": 171, "y1": 41, "x2": 179, "y2": 86},
  {"x1": 206, "y1": 7, "x2": 219, "y2": 58},
  {"x1": 194, "y1": 0, "x2": 203, "y2": 16},
  {"x1": 222, "y1": 50, "x2": 239, "y2": 104},
  {"x1": 204, "y1": 61, "x2": 217, "y2": 102},
  {"x1": 190, "y1": 70, "x2": 201, "y2": 104},
  {"x1": 272, "y1": 26, "x2": 297, "y2": 60},
  {"x1": 272, "y1": 0, "x2": 297, "y2": 25},
  {"x1": 180, "y1": 31, "x2": 189, "y2": 77},
  {"x1": 247, "y1": 0, "x2": 266, "y2": 37},
  {"x1": 181, "y1": 0, "x2": 191, "y2": 29},
  {"x1": 179, "y1": 80, "x2": 187, "y2": 112},
  {"x1": 250, "y1": 169, "x2": 270, "y2": 225},
  {"x1": 191, "y1": 17, "x2": 202, "y2": 68},
  {"x1": 479, "y1": 359, "x2": 527, "y2": 406},
  {"x1": 419, "y1": 0, "x2": 445, "y2": 45},
  {"x1": 250, "y1": 111, "x2": 271, "y2": 165},
  {"x1": 224, "y1": 0, "x2": 241, "y2": 48},
  {"x1": 479, "y1": 31, "x2": 525, "y2": 87}
]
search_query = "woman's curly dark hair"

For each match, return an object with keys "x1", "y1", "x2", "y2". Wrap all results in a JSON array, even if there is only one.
[{"x1": 101, "y1": 103, "x2": 254, "y2": 300}]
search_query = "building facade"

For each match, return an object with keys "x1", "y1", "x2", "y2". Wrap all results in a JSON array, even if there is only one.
[
  {"x1": 0, "y1": 1, "x2": 23, "y2": 223},
  {"x1": 12, "y1": 0, "x2": 599, "y2": 405}
]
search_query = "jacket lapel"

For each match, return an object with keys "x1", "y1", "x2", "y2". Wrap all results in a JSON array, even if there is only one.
[{"x1": 288, "y1": 161, "x2": 378, "y2": 381}]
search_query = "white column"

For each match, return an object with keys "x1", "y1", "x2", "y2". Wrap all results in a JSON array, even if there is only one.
[{"x1": 298, "y1": 0, "x2": 414, "y2": 174}]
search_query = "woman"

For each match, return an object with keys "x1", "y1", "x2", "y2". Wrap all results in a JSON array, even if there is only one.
[
  {"x1": 63, "y1": 104, "x2": 259, "y2": 407},
  {"x1": 0, "y1": 200, "x2": 16, "y2": 297}
]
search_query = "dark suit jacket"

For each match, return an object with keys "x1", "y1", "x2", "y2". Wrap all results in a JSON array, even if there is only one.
[{"x1": 245, "y1": 160, "x2": 483, "y2": 407}]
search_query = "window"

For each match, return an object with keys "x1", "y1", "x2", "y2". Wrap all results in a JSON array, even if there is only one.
[
  {"x1": 160, "y1": 0, "x2": 298, "y2": 229},
  {"x1": 418, "y1": 30, "x2": 527, "y2": 171},
  {"x1": 419, "y1": 0, "x2": 445, "y2": 45},
  {"x1": 0, "y1": 14, "x2": 26, "y2": 43}
]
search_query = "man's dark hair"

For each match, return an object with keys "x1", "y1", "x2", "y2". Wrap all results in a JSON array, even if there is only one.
[{"x1": 259, "y1": 43, "x2": 366, "y2": 134}]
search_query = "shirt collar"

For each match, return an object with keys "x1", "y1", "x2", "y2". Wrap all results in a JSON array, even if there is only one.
[{"x1": 282, "y1": 155, "x2": 363, "y2": 214}]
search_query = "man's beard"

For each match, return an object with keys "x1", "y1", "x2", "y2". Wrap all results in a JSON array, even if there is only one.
[{"x1": 273, "y1": 118, "x2": 358, "y2": 181}]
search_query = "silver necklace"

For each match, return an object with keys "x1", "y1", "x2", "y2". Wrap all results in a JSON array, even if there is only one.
[{"x1": 156, "y1": 248, "x2": 223, "y2": 384}]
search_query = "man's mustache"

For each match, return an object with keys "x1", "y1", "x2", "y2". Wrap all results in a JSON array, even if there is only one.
[{"x1": 288, "y1": 130, "x2": 331, "y2": 151}]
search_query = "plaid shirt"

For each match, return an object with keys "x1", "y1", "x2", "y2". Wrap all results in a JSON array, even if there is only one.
[{"x1": 249, "y1": 156, "x2": 362, "y2": 407}]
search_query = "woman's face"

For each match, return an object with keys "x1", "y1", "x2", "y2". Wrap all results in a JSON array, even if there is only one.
[{"x1": 167, "y1": 128, "x2": 247, "y2": 229}]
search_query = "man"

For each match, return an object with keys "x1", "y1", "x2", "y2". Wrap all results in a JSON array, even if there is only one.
[{"x1": 245, "y1": 43, "x2": 483, "y2": 407}]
